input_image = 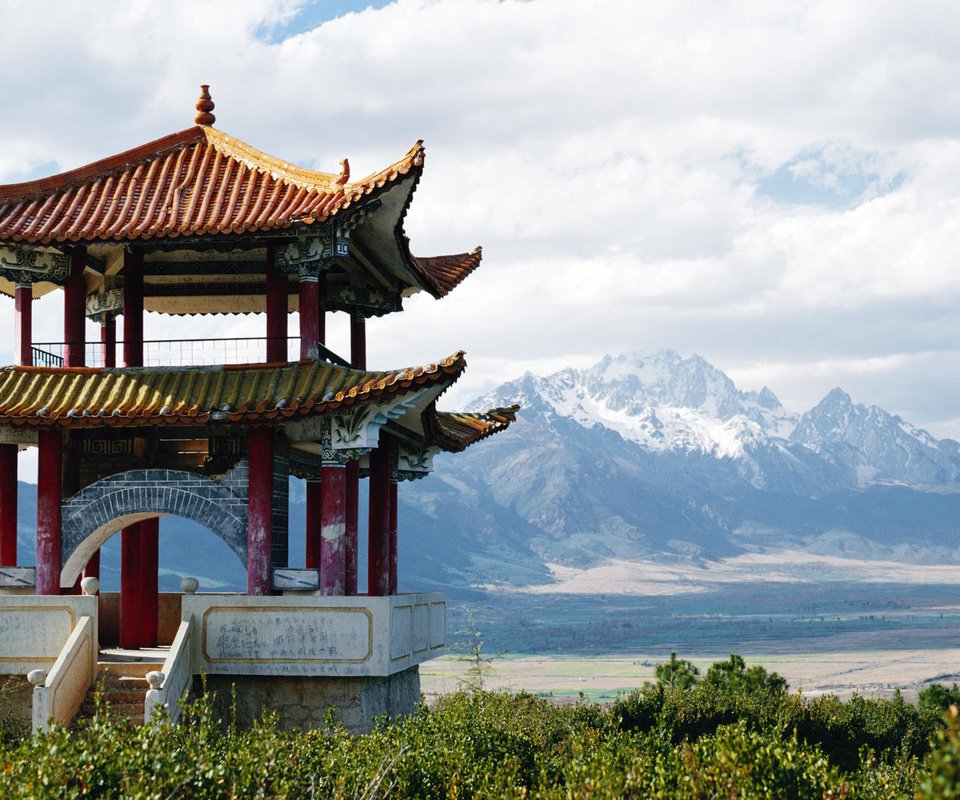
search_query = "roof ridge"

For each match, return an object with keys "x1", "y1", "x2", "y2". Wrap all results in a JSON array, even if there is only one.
[
  {"x1": 202, "y1": 127, "x2": 344, "y2": 193},
  {"x1": 349, "y1": 140, "x2": 425, "y2": 202}
]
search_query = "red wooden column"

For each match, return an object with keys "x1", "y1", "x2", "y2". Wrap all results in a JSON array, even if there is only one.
[
  {"x1": 64, "y1": 246, "x2": 86, "y2": 367},
  {"x1": 139, "y1": 518, "x2": 159, "y2": 646},
  {"x1": 100, "y1": 315, "x2": 116, "y2": 368},
  {"x1": 299, "y1": 275, "x2": 320, "y2": 360},
  {"x1": 63, "y1": 254, "x2": 85, "y2": 598},
  {"x1": 0, "y1": 445, "x2": 16, "y2": 567},
  {"x1": 344, "y1": 460, "x2": 359, "y2": 595},
  {"x1": 367, "y1": 431, "x2": 391, "y2": 596},
  {"x1": 265, "y1": 245, "x2": 287, "y2": 362},
  {"x1": 36, "y1": 429, "x2": 62, "y2": 595},
  {"x1": 123, "y1": 248, "x2": 144, "y2": 368},
  {"x1": 247, "y1": 426, "x2": 274, "y2": 595},
  {"x1": 81, "y1": 550, "x2": 101, "y2": 583},
  {"x1": 350, "y1": 312, "x2": 366, "y2": 367},
  {"x1": 389, "y1": 476, "x2": 398, "y2": 595},
  {"x1": 14, "y1": 282, "x2": 32, "y2": 367},
  {"x1": 119, "y1": 522, "x2": 142, "y2": 648},
  {"x1": 304, "y1": 479, "x2": 322, "y2": 568},
  {"x1": 320, "y1": 462, "x2": 346, "y2": 595},
  {"x1": 317, "y1": 272, "x2": 326, "y2": 348},
  {"x1": 345, "y1": 311, "x2": 365, "y2": 595}
]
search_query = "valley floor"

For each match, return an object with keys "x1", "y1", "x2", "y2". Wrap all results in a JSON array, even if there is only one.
[{"x1": 421, "y1": 647, "x2": 960, "y2": 704}]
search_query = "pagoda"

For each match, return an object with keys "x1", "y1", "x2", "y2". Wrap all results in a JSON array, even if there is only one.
[{"x1": 0, "y1": 87, "x2": 516, "y2": 732}]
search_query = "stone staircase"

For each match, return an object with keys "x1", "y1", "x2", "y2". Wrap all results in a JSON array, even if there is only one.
[{"x1": 74, "y1": 650, "x2": 165, "y2": 726}]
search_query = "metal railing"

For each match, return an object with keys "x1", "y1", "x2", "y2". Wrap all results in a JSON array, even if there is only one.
[
  {"x1": 32, "y1": 347, "x2": 63, "y2": 368},
  {"x1": 30, "y1": 337, "x2": 351, "y2": 369}
]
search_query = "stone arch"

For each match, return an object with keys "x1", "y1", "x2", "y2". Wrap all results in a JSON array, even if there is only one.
[{"x1": 60, "y1": 468, "x2": 248, "y2": 588}]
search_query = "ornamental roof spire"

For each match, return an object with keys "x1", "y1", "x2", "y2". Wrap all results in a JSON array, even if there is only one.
[{"x1": 194, "y1": 84, "x2": 216, "y2": 126}]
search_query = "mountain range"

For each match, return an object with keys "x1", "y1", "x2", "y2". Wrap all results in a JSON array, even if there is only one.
[{"x1": 399, "y1": 350, "x2": 960, "y2": 593}]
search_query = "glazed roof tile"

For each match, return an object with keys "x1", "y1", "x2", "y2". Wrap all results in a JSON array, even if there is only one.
[
  {"x1": 412, "y1": 247, "x2": 483, "y2": 298},
  {"x1": 0, "y1": 127, "x2": 424, "y2": 245},
  {"x1": 0, "y1": 353, "x2": 466, "y2": 428},
  {"x1": 430, "y1": 404, "x2": 520, "y2": 452}
]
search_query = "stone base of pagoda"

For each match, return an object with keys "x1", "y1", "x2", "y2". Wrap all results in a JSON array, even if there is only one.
[
  {"x1": 0, "y1": 591, "x2": 444, "y2": 732},
  {"x1": 199, "y1": 667, "x2": 421, "y2": 733},
  {"x1": 181, "y1": 592, "x2": 444, "y2": 731}
]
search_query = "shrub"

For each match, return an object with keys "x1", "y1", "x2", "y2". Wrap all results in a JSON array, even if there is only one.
[{"x1": 0, "y1": 654, "x2": 949, "y2": 799}]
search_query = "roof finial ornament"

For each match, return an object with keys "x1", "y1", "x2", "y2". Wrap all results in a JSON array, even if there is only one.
[
  {"x1": 337, "y1": 158, "x2": 350, "y2": 186},
  {"x1": 194, "y1": 85, "x2": 216, "y2": 126}
]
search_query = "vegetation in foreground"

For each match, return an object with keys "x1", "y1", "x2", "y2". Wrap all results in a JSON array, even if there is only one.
[{"x1": 2, "y1": 655, "x2": 960, "y2": 798}]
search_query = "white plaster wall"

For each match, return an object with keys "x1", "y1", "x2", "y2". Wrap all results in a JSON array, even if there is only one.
[
  {"x1": 183, "y1": 593, "x2": 445, "y2": 678},
  {"x1": 0, "y1": 595, "x2": 97, "y2": 675}
]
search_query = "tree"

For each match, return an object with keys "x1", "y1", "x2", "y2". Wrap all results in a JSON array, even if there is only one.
[{"x1": 655, "y1": 651, "x2": 700, "y2": 690}]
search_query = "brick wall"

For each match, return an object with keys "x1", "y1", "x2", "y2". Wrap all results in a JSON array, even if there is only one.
[{"x1": 60, "y1": 464, "x2": 251, "y2": 568}]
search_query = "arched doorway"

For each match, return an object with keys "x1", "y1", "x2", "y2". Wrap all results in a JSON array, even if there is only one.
[
  {"x1": 59, "y1": 468, "x2": 249, "y2": 648},
  {"x1": 60, "y1": 468, "x2": 248, "y2": 586}
]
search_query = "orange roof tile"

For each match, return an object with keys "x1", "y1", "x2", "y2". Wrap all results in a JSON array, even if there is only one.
[
  {"x1": 0, "y1": 353, "x2": 465, "y2": 428},
  {"x1": 412, "y1": 247, "x2": 483, "y2": 298},
  {"x1": 0, "y1": 128, "x2": 424, "y2": 245},
  {"x1": 428, "y1": 404, "x2": 520, "y2": 452}
]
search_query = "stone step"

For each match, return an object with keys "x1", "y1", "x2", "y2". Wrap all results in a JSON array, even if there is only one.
[
  {"x1": 97, "y1": 661, "x2": 164, "y2": 678},
  {"x1": 73, "y1": 659, "x2": 158, "y2": 727},
  {"x1": 77, "y1": 701, "x2": 144, "y2": 725},
  {"x1": 100, "y1": 687, "x2": 146, "y2": 703}
]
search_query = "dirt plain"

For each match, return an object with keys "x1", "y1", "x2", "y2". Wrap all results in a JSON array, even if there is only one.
[{"x1": 421, "y1": 648, "x2": 960, "y2": 704}]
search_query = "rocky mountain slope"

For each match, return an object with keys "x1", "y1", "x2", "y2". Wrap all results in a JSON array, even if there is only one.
[{"x1": 399, "y1": 350, "x2": 960, "y2": 591}]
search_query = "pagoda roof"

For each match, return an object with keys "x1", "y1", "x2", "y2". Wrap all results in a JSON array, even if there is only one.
[
  {"x1": 0, "y1": 99, "x2": 482, "y2": 303},
  {"x1": 0, "y1": 126, "x2": 420, "y2": 244},
  {"x1": 0, "y1": 353, "x2": 468, "y2": 429}
]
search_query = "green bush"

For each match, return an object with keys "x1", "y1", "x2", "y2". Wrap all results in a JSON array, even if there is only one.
[
  {"x1": 918, "y1": 705, "x2": 960, "y2": 799},
  {"x1": 0, "y1": 654, "x2": 953, "y2": 799}
]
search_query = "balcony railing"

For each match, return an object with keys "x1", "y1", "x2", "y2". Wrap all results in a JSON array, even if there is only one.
[{"x1": 30, "y1": 337, "x2": 351, "y2": 369}]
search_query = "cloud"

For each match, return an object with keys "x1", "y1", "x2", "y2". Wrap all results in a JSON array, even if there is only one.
[{"x1": 1, "y1": 0, "x2": 960, "y2": 436}]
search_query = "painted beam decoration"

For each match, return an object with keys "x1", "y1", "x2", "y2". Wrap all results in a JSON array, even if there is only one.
[
  {"x1": 396, "y1": 445, "x2": 438, "y2": 481},
  {"x1": 285, "y1": 394, "x2": 425, "y2": 454},
  {"x1": 0, "y1": 245, "x2": 70, "y2": 285},
  {"x1": 85, "y1": 288, "x2": 123, "y2": 323},
  {"x1": 275, "y1": 230, "x2": 349, "y2": 278}
]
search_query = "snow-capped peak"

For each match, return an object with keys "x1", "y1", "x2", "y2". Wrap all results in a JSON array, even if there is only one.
[{"x1": 493, "y1": 350, "x2": 797, "y2": 458}]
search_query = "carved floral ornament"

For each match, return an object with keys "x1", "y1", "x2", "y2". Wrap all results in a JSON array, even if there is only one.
[{"x1": 0, "y1": 244, "x2": 70, "y2": 285}]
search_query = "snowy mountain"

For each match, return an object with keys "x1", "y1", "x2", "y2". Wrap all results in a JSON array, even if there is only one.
[
  {"x1": 790, "y1": 387, "x2": 960, "y2": 489},
  {"x1": 521, "y1": 351, "x2": 796, "y2": 458},
  {"x1": 475, "y1": 350, "x2": 960, "y2": 495},
  {"x1": 395, "y1": 349, "x2": 960, "y2": 592}
]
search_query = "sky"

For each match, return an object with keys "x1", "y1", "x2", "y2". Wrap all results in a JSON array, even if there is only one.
[{"x1": 2, "y1": 0, "x2": 960, "y2": 437}]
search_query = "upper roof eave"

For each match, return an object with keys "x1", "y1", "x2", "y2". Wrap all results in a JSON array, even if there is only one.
[{"x1": 0, "y1": 127, "x2": 426, "y2": 247}]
